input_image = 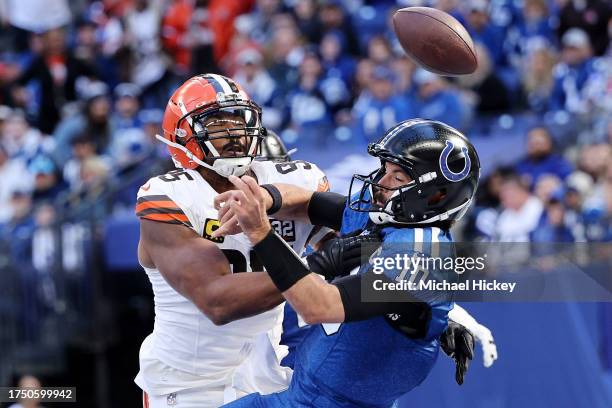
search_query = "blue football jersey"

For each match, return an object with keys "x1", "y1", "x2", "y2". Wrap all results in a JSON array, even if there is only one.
[
  {"x1": 287, "y1": 196, "x2": 452, "y2": 406},
  {"x1": 242, "y1": 193, "x2": 453, "y2": 408}
]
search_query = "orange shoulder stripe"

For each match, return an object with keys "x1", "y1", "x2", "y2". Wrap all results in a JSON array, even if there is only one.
[
  {"x1": 135, "y1": 200, "x2": 182, "y2": 213},
  {"x1": 139, "y1": 212, "x2": 191, "y2": 224}
]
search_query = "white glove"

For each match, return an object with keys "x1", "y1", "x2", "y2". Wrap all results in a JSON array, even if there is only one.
[{"x1": 448, "y1": 304, "x2": 498, "y2": 368}]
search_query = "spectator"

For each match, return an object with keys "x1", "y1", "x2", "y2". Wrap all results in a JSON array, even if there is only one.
[
  {"x1": 354, "y1": 58, "x2": 375, "y2": 94},
  {"x1": 318, "y1": 32, "x2": 353, "y2": 118},
  {"x1": 579, "y1": 143, "x2": 612, "y2": 206},
  {"x1": 506, "y1": 0, "x2": 555, "y2": 63},
  {"x1": 221, "y1": 15, "x2": 262, "y2": 77},
  {"x1": 161, "y1": 0, "x2": 195, "y2": 73},
  {"x1": 463, "y1": 0, "x2": 506, "y2": 67},
  {"x1": 413, "y1": 69, "x2": 466, "y2": 130},
  {"x1": 317, "y1": 0, "x2": 360, "y2": 56},
  {"x1": 63, "y1": 135, "x2": 99, "y2": 189},
  {"x1": 293, "y1": 0, "x2": 321, "y2": 44},
  {"x1": 161, "y1": 0, "x2": 223, "y2": 76},
  {"x1": 28, "y1": 155, "x2": 66, "y2": 203},
  {"x1": 79, "y1": 155, "x2": 111, "y2": 191},
  {"x1": 455, "y1": 43, "x2": 512, "y2": 115},
  {"x1": 112, "y1": 83, "x2": 142, "y2": 130},
  {"x1": 233, "y1": 49, "x2": 284, "y2": 130},
  {"x1": 494, "y1": 174, "x2": 544, "y2": 241},
  {"x1": 12, "y1": 27, "x2": 97, "y2": 134},
  {"x1": 320, "y1": 30, "x2": 356, "y2": 86},
  {"x1": 352, "y1": 65, "x2": 415, "y2": 143},
  {"x1": 582, "y1": 158, "x2": 612, "y2": 241},
  {"x1": 563, "y1": 171, "x2": 593, "y2": 241},
  {"x1": 0, "y1": 144, "x2": 33, "y2": 223},
  {"x1": 390, "y1": 56, "x2": 417, "y2": 94},
  {"x1": 531, "y1": 198, "x2": 576, "y2": 242},
  {"x1": 1, "y1": 0, "x2": 70, "y2": 53},
  {"x1": 515, "y1": 126, "x2": 573, "y2": 187},
  {"x1": 557, "y1": 0, "x2": 611, "y2": 56},
  {"x1": 190, "y1": 0, "x2": 222, "y2": 75},
  {"x1": 267, "y1": 25, "x2": 303, "y2": 96},
  {"x1": 109, "y1": 127, "x2": 151, "y2": 171},
  {"x1": 138, "y1": 109, "x2": 165, "y2": 156},
  {"x1": 53, "y1": 86, "x2": 114, "y2": 163},
  {"x1": 549, "y1": 28, "x2": 597, "y2": 113},
  {"x1": 367, "y1": 35, "x2": 394, "y2": 66},
  {"x1": 1, "y1": 109, "x2": 54, "y2": 164},
  {"x1": 521, "y1": 40, "x2": 558, "y2": 112},
  {"x1": 124, "y1": 0, "x2": 173, "y2": 108},
  {"x1": 7, "y1": 374, "x2": 44, "y2": 408},
  {"x1": 250, "y1": 0, "x2": 284, "y2": 45},
  {"x1": 468, "y1": 166, "x2": 516, "y2": 240},
  {"x1": 475, "y1": 166, "x2": 517, "y2": 209},
  {"x1": 73, "y1": 18, "x2": 119, "y2": 88},
  {"x1": 577, "y1": 143, "x2": 610, "y2": 185},
  {"x1": 534, "y1": 174, "x2": 563, "y2": 203},
  {"x1": 286, "y1": 52, "x2": 332, "y2": 145},
  {"x1": 84, "y1": 1, "x2": 125, "y2": 65}
]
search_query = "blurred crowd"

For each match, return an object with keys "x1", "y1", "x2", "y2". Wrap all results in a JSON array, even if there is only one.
[{"x1": 0, "y1": 0, "x2": 610, "y2": 246}]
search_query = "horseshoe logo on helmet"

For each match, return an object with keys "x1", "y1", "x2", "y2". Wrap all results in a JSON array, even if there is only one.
[{"x1": 439, "y1": 140, "x2": 471, "y2": 182}]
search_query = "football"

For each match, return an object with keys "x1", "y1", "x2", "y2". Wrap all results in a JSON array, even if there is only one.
[{"x1": 392, "y1": 7, "x2": 477, "y2": 76}]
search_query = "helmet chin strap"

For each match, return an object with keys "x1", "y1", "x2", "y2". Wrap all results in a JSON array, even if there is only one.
[
  {"x1": 155, "y1": 134, "x2": 252, "y2": 177},
  {"x1": 368, "y1": 187, "x2": 410, "y2": 225}
]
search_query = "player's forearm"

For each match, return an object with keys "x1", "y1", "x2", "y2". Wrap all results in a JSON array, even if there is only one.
[
  {"x1": 263, "y1": 183, "x2": 314, "y2": 223},
  {"x1": 283, "y1": 275, "x2": 345, "y2": 324},
  {"x1": 196, "y1": 272, "x2": 284, "y2": 325},
  {"x1": 268, "y1": 186, "x2": 346, "y2": 231}
]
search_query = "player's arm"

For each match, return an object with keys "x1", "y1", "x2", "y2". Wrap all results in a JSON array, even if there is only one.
[
  {"x1": 449, "y1": 304, "x2": 498, "y2": 367},
  {"x1": 139, "y1": 219, "x2": 283, "y2": 326},
  {"x1": 213, "y1": 183, "x2": 347, "y2": 237},
  {"x1": 222, "y1": 175, "x2": 413, "y2": 323},
  {"x1": 266, "y1": 184, "x2": 347, "y2": 230}
]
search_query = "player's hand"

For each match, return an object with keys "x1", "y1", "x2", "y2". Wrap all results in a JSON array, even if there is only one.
[
  {"x1": 213, "y1": 175, "x2": 271, "y2": 244},
  {"x1": 213, "y1": 199, "x2": 242, "y2": 237},
  {"x1": 306, "y1": 231, "x2": 381, "y2": 280},
  {"x1": 440, "y1": 321, "x2": 474, "y2": 385},
  {"x1": 214, "y1": 184, "x2": 274, "y2": 238}
]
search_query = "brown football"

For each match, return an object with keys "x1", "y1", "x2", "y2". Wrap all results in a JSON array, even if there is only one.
[{"x1": 392, "y1": 7, "x2": 477, "y2": 76}]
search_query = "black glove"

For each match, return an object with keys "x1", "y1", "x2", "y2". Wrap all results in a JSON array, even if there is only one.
[
  {"x1": 306, "y1": 231, "x2": 381, "y2": 281},
  {"x1": 440, "y1": 321, "x2": 475, "y2": 385}
]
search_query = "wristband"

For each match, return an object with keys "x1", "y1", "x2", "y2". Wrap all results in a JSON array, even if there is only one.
[
  {"x1": 253, "y1": 229, "x2": 310, "y2": 292},
  {"x1": 261, "y1": 184, "x2": 282, "y2": 215}
]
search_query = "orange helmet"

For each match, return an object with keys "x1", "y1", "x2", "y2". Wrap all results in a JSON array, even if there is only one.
[{"x1": 156, "y1": 74, "x2": 265, "y2": 177}]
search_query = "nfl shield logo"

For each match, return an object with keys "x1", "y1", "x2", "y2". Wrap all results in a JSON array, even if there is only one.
[{"x1": 166, "y1": 393, "x2": 177, "y2": 406}]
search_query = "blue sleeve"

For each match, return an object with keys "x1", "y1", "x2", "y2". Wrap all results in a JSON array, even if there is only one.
[
  {"x1": 373, "y1": 228, "x2": 453, "y2": 340},
  {"x1": 340, "y1": 193, "x2": 370, "y2": 235}
]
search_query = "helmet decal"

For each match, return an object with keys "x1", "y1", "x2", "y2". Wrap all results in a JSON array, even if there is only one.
[{"x1": 439, "y1": 140, "x2": 471, "y2": 182}]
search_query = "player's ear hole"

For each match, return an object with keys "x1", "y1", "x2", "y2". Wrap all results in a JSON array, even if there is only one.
[{"x1": 427, "y1": 189, "x2": 447, "y2": 205}]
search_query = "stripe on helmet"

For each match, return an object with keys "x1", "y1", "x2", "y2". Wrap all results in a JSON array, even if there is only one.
[
  {"x1": 376, "y1": 119, "x2": 428, "y2": 147},
  {"x1": 208, "y1": 74, "x2": 233, "y2": 95},
  {"x1": 202, "y1": 74, "x2": 225, "y2": 94}
]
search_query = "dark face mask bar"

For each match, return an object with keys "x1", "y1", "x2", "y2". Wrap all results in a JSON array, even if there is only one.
[
  {"x1": 190, "y1": 106, "x2": 265, "y2": 160},
  {"x1": 348, "y1": 162, "x2": 418, "y2": 221}
]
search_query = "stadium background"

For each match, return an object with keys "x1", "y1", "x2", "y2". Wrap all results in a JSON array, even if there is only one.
[{"x1": 0, "y1": 0, "x2": 610, "y2": 407}]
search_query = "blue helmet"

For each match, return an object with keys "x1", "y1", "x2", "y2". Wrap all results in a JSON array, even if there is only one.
[{"x1": 348, "y1": 119, "x2": 480, "y2": 226}]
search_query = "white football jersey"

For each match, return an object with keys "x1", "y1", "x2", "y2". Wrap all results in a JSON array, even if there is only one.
[{"x1": 134, "y1": 160, "x2": 327, "y2": 399}]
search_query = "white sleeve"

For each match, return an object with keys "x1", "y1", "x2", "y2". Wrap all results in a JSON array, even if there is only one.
[
  {"x1": 448, "y1": 304, "x2": 498, "y2": 368},
  {"x1": 135, "y1": 176, "x2": 204, "y2": 235}
]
